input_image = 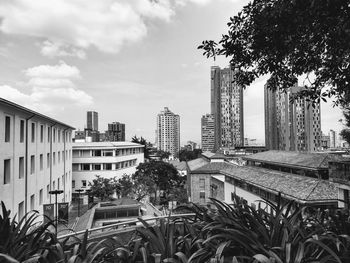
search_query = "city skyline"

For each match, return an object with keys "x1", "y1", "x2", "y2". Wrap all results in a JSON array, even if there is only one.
[{"x1": 0, "y1": 0, "x2": 344, "y2": 145}]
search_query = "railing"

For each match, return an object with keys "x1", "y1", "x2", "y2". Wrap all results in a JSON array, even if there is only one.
[{"x1": 57, "y1": 213, "x2": 196, "y2": 240}]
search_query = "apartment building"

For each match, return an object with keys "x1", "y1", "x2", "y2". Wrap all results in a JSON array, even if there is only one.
[
  {"x1": 72, "y1": 142, "x2": 144, "y2": 190},
  {"x1": 156, "y1": 107, "x2": 180, "y2": 157},
  {"x1": 201, "y1": 114, "x2": 215, "y2": 152},
  {"x1": 0, "y1": 98, "x2": 74, "y2": 220}
]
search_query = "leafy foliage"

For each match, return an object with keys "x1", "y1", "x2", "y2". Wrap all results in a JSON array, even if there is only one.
[
  {"x1": 178, "y1": 149, "x2": 202, "y2": 162},
  {"x1": 116, "y1": 174, "x2": 134, "y2": 198},
  {"x1": 131, "y1": 135, "x2": 151, "y2": 160},
  {"x1": 340, "y1": 108, "x2": 350, "y2": 145},
  {"x1": 89, "y1": 175, "x2": 117, "y2": 201},
  {"x1": 133, "y1": 160, "x2": 183, "y2": 204},
  {"x1": 199, "y1": 0, "x2": 350, "y2": 106}
]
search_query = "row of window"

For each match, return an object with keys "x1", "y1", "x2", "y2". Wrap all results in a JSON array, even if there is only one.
[
  {"x1": 3, "y1": 152, "x2": 71, "y2": 184},
  {"x1": 4, "y1": 116, "x2": 72, "y2": 144},
  {"x1": 73, "y1": 148, "x2": 143, "y2": 158},
  {"x1": 72, "y1": 159, "x2": 137, "y2": 171}
]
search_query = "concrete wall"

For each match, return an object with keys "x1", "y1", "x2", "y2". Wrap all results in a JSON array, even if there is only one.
[{"x1": 0, "y1": 102, "x2": 73, "y2": 221}]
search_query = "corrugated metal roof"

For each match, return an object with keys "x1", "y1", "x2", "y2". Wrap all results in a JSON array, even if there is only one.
[
  {"x1": 187, "y1": 157, "x2": 209, "y2": 171},
  {"x1": 243, "y1": 150, "x2": 345, "y2": 169},
  {"x1": 193, "y1": 162, "x2": 337, "y2": 202}
]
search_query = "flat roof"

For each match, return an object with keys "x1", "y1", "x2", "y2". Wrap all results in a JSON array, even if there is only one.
[
  {"x1": 0, "y1": 97, "x2": 75, "y2": 129},
  {"x1": 243, "y1": 150, "x2": 345, "y2": 170},
  {"x1": 73, "y1": 141, "x2": 144, "y2": 149},
  {"x1": 192, "y1": 162, "x2": 337, "y2": 203}
]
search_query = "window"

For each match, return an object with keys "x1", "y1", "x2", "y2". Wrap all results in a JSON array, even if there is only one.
[
  {"x1": 199, "y1": 192, "x2": 205, "y2": 199},
  {"x1": 31, "y1": 123, "x2": 35, "y2": 142},
  {"x1": 58, "y1": 152, "x2": 60, "y2": 163},
  {"x1": 58, "y1": 178, "x2": 60, "y2": 189},
  {"x1": 20, "y1": 120, "x2": 24, "y2": 143},
  {"x1": 199, "y1": 179, "x2": 205, "y2": 189},
  {"x1": 58, "y1": 129, "x2": 60, "y2": 142},
  {"x1": 4, "y1": 159, "x2": 10, "y2": 184},
  {"x1": 47, "y1": 185, "x2": 50, "y2": 199},
  {"x1": 30, "y1": 155, "x2": 35, "y2": 174},
  {"x1": 47, "y1": 153, "x2": 50, "y2": 168},
  {"x1": 103, "y1": 150, "x2": 113, "y2": 157},
  {"x1": 40, "y1": 125, "x2": 44, "y2": 142},
  {"x1": 103, "y1": 163, "x2": 112, "y2": 170},
  {"x1": 39, "y1": 189, "x2": 43, "y2": 205},
  {"x1": 19, "y1": 157, "x2": 24, "y2": 178},
  {"x1": 53, "y1": 180, "x2": 55, "y2": 190},
  {"x1": 72, "y1": 180, "x2": 75, "y2": 188},
  {"x1": 40, "y1": 154, "x2": 43, "y2": 170},
  {"x1": 53, "y1": 152, "x2": 56, "y2": 165},
  {"x1": 93, "y1": 164, "x2": 101, "y2": 170},
  {"x1": 82, "y1": 164, "x2": 90, "y2": 170},
  {"x1": 93, "y1": 150, "x2": 101, "y2": 156},
  {"x1": 5, "y1": 116, "x2": 10, "y2": 142},
  {"x1": 53, "y1": 128, "x2": 56, "y2": 142},
  {"x1": 82, "y1": 180, "x2": 87, "y2": 188},
  {"x1": 47, "y1": 127, "x2": 50, "y2": 142},
  {"x1": 18, "y1": 201, "x2": 24, "y2": 220},
  {"x1": 30, "y1": 194, "x2": 35, "y2": 210}
]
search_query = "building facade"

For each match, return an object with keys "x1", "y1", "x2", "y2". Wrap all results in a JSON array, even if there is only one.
[
  {"x1": 329, "y1": 129, "x2": 337, "y2": 148},
  {"x1": 201, "y1": 114, "x2": 215, "y2": 152},
  {"x1": 87, "y1": 111, "x2": 98, "y2": 131},
  {"x1": 156, "y1": 107, "x2": 180, "y2": 156},
  {"x1": 264, "y1": 84, "x2": 321, "y2": 152},
  {"x1": 0, "y1": 98, "x2": 74, "y2": 221},
  {"x1": 210, "y1": 66, "x2": 244, "y2": 151},
  {"x1": 72, "y1": 142, "x2": 144, "y2": 190},
  {"x1": 105, "y1": 122, "x2": 125, "y2": 142}
]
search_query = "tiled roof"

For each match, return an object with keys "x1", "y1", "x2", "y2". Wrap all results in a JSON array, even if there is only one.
[
  {"x1": 168, "y1": 160, "x2": 188, "y2": 171},
  {"x1": 187, "y1": 157, "x2": 209, "y2": 171},
  {"x1": 73, "y1": 141, "x2": 144, "y2": 148},
  {"x1": 243, "y1": 150, "x2": 345, "y2": 169},
  {"x1": 193, "y1": 162, "x2": 337, "y2": 202}
]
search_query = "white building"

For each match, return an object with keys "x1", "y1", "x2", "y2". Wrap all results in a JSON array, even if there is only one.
[
  {"x1": 156, "y1": 107, "x2": 180, "y2": 157},
  {"x1": 0, "y1": 98, "x2": 74, "y2": 220},
  {"x1": 72, "y1": 142, "x2": 144, "y2": 190}
]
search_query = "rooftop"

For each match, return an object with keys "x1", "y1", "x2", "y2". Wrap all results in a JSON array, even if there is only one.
[
  {"x1": 243, "y1": 150, "x2": 345, "y2": 170},
  {"x1": 187, "y1": 157, "x2": 209, "y2": 172},
  {"x1": 73, "y1": 141, "x2": 144, "y2": 149},
  {"x1": 0, "y1": 97, "x2": 75, "y2": 129},
  {"x1": 193, "y1": 162, "x2": 337, "y2": 202},
  {"x1": 168, "y1": 160, "x2": 188, "y2": 170}
]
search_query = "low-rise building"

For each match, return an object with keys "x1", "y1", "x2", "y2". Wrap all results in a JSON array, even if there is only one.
[
  {"x1": 0, "y1": 98, "x2": 74, "y2": 220},
  {"x1": 72, "y1": 142, "x2": 144, "y2": 191},
  {"x1": 190, "y1": 161, "x2": 338, "y2": 209},
  {"x1": 329, "y1": 160, "x2": 350, "y2": 209}
]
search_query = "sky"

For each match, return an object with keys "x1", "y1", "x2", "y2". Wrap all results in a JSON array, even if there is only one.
[{"x1": 0, "y1": 0, "x2": 344, "y2": 145}]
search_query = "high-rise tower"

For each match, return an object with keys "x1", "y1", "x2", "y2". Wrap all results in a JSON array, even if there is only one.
[
  {"x1": 87, "y1": 111, "x2": 98, "y2": 131},
  {"x1": 156, "y1": 107, "x2": 180, "y2": 156},
  {"x1": 201, "y1": 114, "x2": 215, "y2": 152},
  {"x1": 210, "y1": 66, "x2": 244, "y2": 150},
  {"x1": 264, "y1": 84, "x2": 321, "y2": 152},
  {"x1": 105, "y1": 122, "x2": 125, "y2": 141}
]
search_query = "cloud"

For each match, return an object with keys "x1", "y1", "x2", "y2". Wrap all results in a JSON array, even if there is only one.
[
  {"x1": 40, "y1": 41, "x2": 86, "y2": 59},
  {"x1": 0, "y1": 61, "x2": 93, "y2": 114},
  {"x1": 0, "y1": 0, "x2": 175, "y2": 55}
]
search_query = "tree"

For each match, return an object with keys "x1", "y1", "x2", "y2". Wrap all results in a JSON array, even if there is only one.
[
  {"x1": 178, "y1": 149, "x2": 202, "y2": 162},
  {"x1": 88, "y1": 175, "x2": 116, "y2": 201},
  {"x1": 155, "y1": 150, "x2": 171, "y2": 160},
  {"x1": 133, "y1": 160, "x2": 182, "y2": 204},
  {"x1": 117, "y1": 174, "x2": 133, "y2": 198},
  {"x1": 199, "y1": 0, "x2": 350, "y2": 106},
  {"x1": 340, "y1": 108, "x2": 350, "y2": 145},
  {"x1": 131, "y1": 135, "x2": 151, "y2": 160}
]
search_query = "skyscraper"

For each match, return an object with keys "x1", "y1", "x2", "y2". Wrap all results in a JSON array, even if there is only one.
[
  {"x1": 105, "y1": 122, "x2": 125, "y2": 142},
  {"x1": 201, "y1": 114, "x2": 215, "y2": 152},
  {"x1": 265, "y1": 84, "x2": 322, "y2": 152},
  {"x1": 87, "y1": 111, "x2": 98, "y2": 131},
  {"x1": 156, "y1": 107, "x2": 180, "y2": 156},
  {"x1": 210, "y1": 66, "x2": 244, "y2": 150}
]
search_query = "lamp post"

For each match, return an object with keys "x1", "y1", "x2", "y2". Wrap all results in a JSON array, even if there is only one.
[
  {"x1": 75, "y1": 189, "x2": 84, "y2": 217},
  {"x1": 49, "y1": 190, "x2": 64, "y2": 237}
]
